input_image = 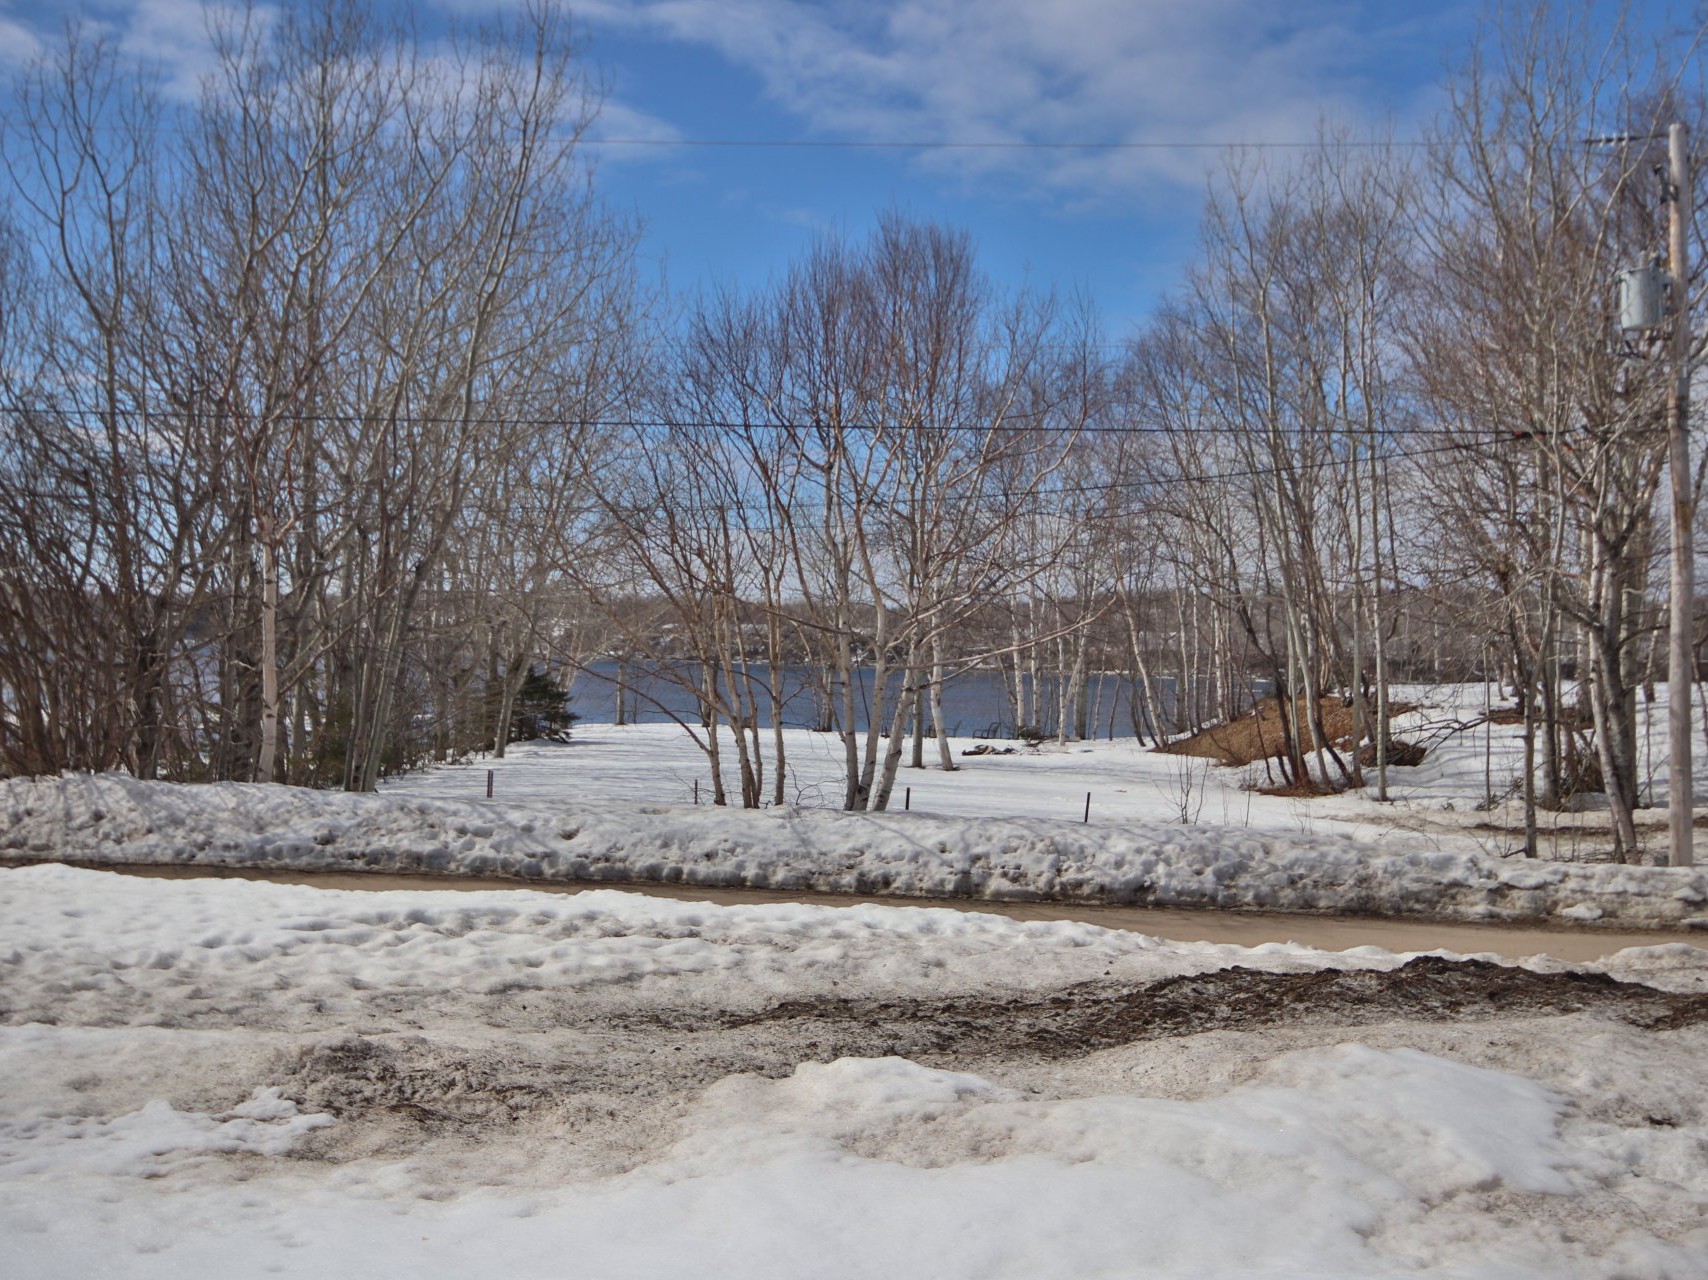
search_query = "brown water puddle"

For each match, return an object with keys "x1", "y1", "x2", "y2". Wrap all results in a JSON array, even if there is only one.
[{"x1": 72, "y1": 861, "x2": 1707, "y2": 963}]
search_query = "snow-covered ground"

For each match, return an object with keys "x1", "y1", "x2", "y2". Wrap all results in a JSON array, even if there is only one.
[
  {"x1": 6, "y1": 729, "x2": 1708, "y2": 925},
  {"x1": 8, "y1": 687, "x2": 1708, "y2": 1276},
  {"x1": 4, "y1": 863, "x2": 1708, "y2": 1278},
  {"x1": 384, "y1": 681, "x2": 1708, "y2": 859}
]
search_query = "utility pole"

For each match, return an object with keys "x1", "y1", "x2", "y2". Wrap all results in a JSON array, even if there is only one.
[{"x1": 1667, "y1": 121, "x2": 1694, "y2": 868}]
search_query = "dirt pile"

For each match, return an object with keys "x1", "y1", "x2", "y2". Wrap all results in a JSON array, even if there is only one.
[{"x1": 1158, "y1": 696, "x2": 1418, "y2": 769}]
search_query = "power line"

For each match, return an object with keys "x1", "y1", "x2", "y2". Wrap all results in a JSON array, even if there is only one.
[
  {"x1": 0, "y1": 434, "x2": 1518, "y2": 519},
  {"x1": 464, "y1": 432, "x2": 1515, "y2": 521},
  {"x1": 583, "y1": 137, "x2": 1429, "y2": 151},
  {"x1": 10, "y1": 404, "x2": 1529, "y2": 440},
  {"x1": 0, "y1": 117, "x2": 1425, "y2": 152},
  {"x1": 579, "y1": 437, "x2": 1496, "y2": 521},
  {"x1": 1031, "y1": 436, "x2": 1510, "y2": 506}
]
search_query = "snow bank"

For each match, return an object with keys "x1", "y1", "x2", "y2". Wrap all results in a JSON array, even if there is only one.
[
  {"x1": 6, "y1": 772, "x2": 1708, "y2": 926},
  {"x1": 0, "y1": 862, "x2": 1384, "y2": 1024},
  {"x1": 5, "y1": 864, "x2": 1708, "y2": 1279},
  {"x1": 7, "y1": 1038, "x2": 1705, "y2": 1279}
]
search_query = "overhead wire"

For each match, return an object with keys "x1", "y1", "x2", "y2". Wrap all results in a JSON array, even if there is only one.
[
  {"x1": 11, "y1": 403, "x2": 1533, "y2": 440},
  {"x1": 0, "y1": 116, "x2": 1426, "y2": 151},
  {"x1": 579, "y1": 137, "x2": 1430, "y2": 151},
  {"x1": 0, "y1": 430, "x2": 1522, "y2": 519}
]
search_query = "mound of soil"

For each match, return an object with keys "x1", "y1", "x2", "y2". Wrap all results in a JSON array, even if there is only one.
[{"x1": 1158, "y1": 697, "x2": 1414, "y2": 768}]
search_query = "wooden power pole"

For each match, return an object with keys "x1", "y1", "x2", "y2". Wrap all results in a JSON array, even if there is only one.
[{"x1": 1668, "y1": 120, "x2": 1694, "y2": 868}]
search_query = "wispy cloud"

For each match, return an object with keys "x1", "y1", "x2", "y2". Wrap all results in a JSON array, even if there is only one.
[
  {"x1": 8, "y1": 1, "x2": 1451, "y2": 207},
  {"x1": 0, "y1": 9, "x2": 44, "y2": 69},
  {"x1": 586, "y1": 95, "x2": 687, "y2": 163},
  {"x1": 117, "y1": 0, "x2": 257, "y2": 98},
  {"x1": 578, "y1": 0, "x2": 1449, "y2": 207},
  {"x1": 1, "y1": 0, "x2": 274, "y2": 98}
]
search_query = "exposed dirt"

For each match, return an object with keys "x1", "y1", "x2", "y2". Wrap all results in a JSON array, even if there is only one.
[
  {"x1": 1487, "y1": 705, "x2": 1595, "y2": 729},
  {"x1": 286, "y1": 1035, "x2": 570, "y2": 1125},
  {"x1": 274, "y1": 956, "x2": 1708, "y2": 1144},
  {"x1": 1157, "y1": 697, "x2": 1416, "y2": 767},
  {"x1": 725, "y1": 956, "x2": 1708, "y2": 1056}
]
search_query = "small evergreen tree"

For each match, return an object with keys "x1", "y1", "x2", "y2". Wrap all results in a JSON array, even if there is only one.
[{"x1": 511, "y1": 666, "x2": 579, "y2": 741}]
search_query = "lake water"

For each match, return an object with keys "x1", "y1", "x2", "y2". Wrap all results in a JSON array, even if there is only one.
[{"x1": 566, "y1": 661, "x2": 1161, "y2": 739}]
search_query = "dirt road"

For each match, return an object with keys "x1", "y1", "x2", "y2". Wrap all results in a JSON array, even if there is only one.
[{"x1": 87, "y1": 860, "x2": 1706, "y2": 962}]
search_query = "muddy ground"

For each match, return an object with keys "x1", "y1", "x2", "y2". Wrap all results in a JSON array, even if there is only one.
[
  {"x1": 210, "y1": 957, "x2": 1705, "y2": 1181},
  {"x1": 12, "y1": 918, "x2": 1707, "y2": 1252}
]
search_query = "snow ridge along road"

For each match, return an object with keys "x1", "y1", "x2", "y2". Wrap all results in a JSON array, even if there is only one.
[{"x1": 6, "y1": 770, "x2": 1708, "y2": 927}]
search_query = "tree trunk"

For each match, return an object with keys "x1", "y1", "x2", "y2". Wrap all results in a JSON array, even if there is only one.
[
  {"x1": 871, "y1": 657, "x2": 923, "y2": 811},
  {"x1": 256, "y1": 534, "x2": 281, "y2": 783},
  {"x1": 931, "y1": 635, "x2": 956, "y2": 770}
]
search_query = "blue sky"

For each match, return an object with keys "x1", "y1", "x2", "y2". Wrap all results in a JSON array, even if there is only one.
[
  {"x1": 0, "y1": 1, "x2": 1688, "y2": 334},
  {"x1": 572, "y1": 0, "x2": 1473, "y2": 333}
]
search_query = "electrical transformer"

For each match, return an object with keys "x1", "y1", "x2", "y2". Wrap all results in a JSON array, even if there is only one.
[{"x1": 1617, "y1": 261, "x2": 1670, "y2": 332}]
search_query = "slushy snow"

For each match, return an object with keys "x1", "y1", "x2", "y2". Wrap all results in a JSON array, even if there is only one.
[{"x1": 3, "y1": 864, "x2": 1708, "y2": 1278}]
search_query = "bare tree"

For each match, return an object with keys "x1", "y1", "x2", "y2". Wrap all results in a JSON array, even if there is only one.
[
  {"x1": 0, "y1": 3, "x2": 641, "y2": 786},
  {"x1": 1411, "y1": 4, "x2": 1702, "y2": 859}
]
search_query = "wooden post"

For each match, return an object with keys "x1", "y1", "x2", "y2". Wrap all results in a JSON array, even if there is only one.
[{"x1": 486, "y1": 768, "x2": 494, "y2": 799}]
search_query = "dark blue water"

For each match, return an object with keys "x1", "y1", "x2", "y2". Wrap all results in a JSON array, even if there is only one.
[{"x1": 566, "y1": 661, "x2": 1160, "y2": 739}]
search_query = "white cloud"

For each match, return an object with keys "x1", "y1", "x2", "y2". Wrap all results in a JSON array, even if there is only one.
[
  {"x1": 113, "y1": 0, "x2": 271, "y2": 99},
  {"x1": 0, "y1": 0, "x2": 275, "y2": 99},
  {"x1": 8, "y1": 1, "x2": 1450, "y2": 207},
  {"x1": 0, "y1": 14, "x2": 44, "y2": 68},
  {"x1": 578, "y1": 0, "x2": 1449, "y2": 208},
  {"x1": 586, "y1": 95, "x2": 686, "y2": 163}
]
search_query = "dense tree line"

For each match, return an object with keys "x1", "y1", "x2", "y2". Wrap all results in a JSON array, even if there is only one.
[
  {"x1": 0, "y1": 3, "x2": 639, "y2": 786},
  {"x1": 1, "y1": 3, "x2": 1704, "y2": 858}
]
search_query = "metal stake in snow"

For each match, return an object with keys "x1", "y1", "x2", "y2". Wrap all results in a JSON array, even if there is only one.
[
  {"x1": 905, "y1": 787, "x2": 911, "y2": 811},
  {"x1": 486, "y1": 769, "x2": 494, "y2": 799},
  {"x1": 1084, "y1": 792, "x2": 1091, "y2": 824}
]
